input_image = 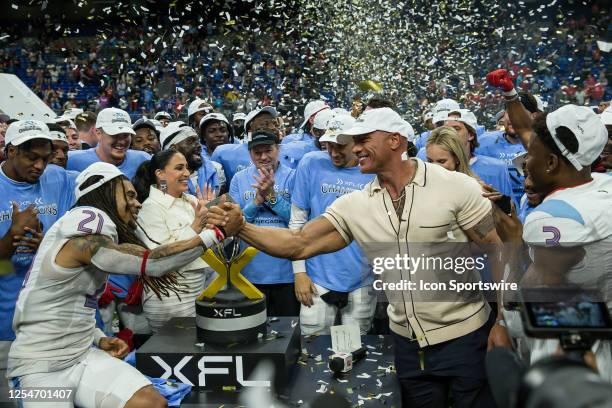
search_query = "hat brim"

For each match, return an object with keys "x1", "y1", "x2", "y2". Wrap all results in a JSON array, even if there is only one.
[
  {"x1": 9, "y1": 133, "x2": 54, "y2": 146},
  {"x1": 100, "y1": 125, "x2": 136, "y2": 136},
  {"x1": 341, "y1": 124, "x2": 379, "y2": 137},
  {"x1": 248, "y1": 140, "x2": 276, "y2": 149},
  {"x1": 319, "y1": 132, "x2": 351, "y2": 145}
]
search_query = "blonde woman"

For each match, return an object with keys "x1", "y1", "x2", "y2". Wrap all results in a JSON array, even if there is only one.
[{"x1": 425, "y1": 126, "x2": 476, "y2": 176}]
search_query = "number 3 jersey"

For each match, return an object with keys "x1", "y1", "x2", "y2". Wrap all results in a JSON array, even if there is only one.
[
  {"x1": 523, "y1": 173, "x2": 612, "y2": 289},
  {"x1": 8, "y1": 207, "x2": 117, "y2": 378}
]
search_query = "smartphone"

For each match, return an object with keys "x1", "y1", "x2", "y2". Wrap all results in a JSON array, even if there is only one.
[{"x1": 495, "y1": 195, "x2": 512, "y2": 215}]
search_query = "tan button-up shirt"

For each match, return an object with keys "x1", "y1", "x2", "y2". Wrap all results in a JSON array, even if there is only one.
[{"x1": 323, "y1": 158, "x2": 492, "y2": 346}]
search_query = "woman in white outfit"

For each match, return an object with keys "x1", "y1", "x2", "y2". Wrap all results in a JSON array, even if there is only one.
[{"x1": 133, "y1": 149, "x2": 215, "y2": 332}]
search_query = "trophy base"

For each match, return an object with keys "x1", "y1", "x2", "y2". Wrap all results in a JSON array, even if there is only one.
[{"x1": 196, "y1": 287, "x2": 267, "y2": 344}]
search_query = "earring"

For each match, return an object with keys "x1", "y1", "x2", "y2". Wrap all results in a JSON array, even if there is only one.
[{"x1": 159, "y1": 180, "x2": 168, "y2": 193}]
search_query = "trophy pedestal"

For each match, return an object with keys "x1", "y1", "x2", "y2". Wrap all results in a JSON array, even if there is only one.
[
  {"x1": 136, "y1": 316, "x2": 301, "y2": 390},
  {"x1": 196, "y1": 287, "x2": 267, "y2": 344}
]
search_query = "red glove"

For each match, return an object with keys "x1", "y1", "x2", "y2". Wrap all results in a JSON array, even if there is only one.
[
  {"x1": 124, "y1": 278, "x2": 144, "y2": 306},
  {"x1": 116, "y1": 328, "x2": 134, "y2": 351},
  {"x1": 98, "y1": 283, "x2": 123, "y2": 308},
  {"x1": 486, "y1": 69, "x2": 515, "y2": 93}
]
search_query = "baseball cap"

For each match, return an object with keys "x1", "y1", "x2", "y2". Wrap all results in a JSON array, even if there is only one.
[
  {"x1": 159, "y1": 121, "x2": 197, "y2": 150},
  {"x1": 187, "y1": 99, "x2": 213, "y2": 118},
  {"x1": 48, "y1": 127, "x2": 68, "y2": 144},
  {"x1": 343, "y1": 108, "x2": 415, "y2": 141},
  {"x1": 53, "y1": 116, "x2": 77, "y2": 130},
  {"x1": 233, "y1": 112, "x2": 246, "y2": 122},
  {"x1": 0, "y1": 113, "x2": 10, "y2": 123},
  {"x1": 199, "y1": 112, "x2": 230, "y2": 130},
  {"x1": 132, "y1": 118, "x2": 160, "y2": 135},
  {"x1": 75, "y1": 162, "x2": 124, "y2": 200},
  {"x1": 446, "y1": 109, "x2": 478, "y2": 135},
  {"x1": 5, "y1": 120, "x2": 53, "y2": 147},
  {"x1": 513, "y1": 152, "x2": 528, "y2": 176},
  {"x1": 423, "y1": 111, "x2": 433, "y2": 122},
  {"x1": 432, "y1": 99, "x2": 461, "y2": 124},
  {"x1": 244, "y1": 106, "x2": 278, "y2": 132},
  {"x1": 495, "y1": 110, "x2": 506, "y2": 123},
  {"x1": 332, "y1": 108, "x2": 350, "y2": 116},
  {"x1": 319, "y1": 114, "x2": 356, "y2": 145},
  {"x1": 63, "y1": 108, "x2": 84, "y2": 120},
  {"x1": 248, "y1": 129, "x2": 278, "y2": 150},
  {"x1": 600, "y1": 106, "x2": 612, "y2": 126},
  {"x1": 154, "y1": 111, "x2": 172, "y2": 121},
  {"x1": 300, "y1": 100, "x2": 329, "y2": 129},
  {"x1": 313, "y1": 109, "x2": 335, "y2": 130},
  {"x1": 96, "y1": 108, "x2": 135, "y2": 136},
  {"x1": 545, "y1": 104, "x2": 608, "y2": 171}
]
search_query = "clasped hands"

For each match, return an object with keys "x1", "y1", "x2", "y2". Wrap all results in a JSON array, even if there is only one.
[{"x1": 206, "y1": 196, "x2": 247, "y2": 238}]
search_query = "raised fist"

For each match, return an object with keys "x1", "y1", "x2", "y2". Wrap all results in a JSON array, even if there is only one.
[{"x1": 486, "y1": 69, "x2": 514, "y2": 93}]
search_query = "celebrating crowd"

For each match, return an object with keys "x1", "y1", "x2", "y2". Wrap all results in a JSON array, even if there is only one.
[{"x1": 0, "y1": 1, "x2": 612, "y2": 404}]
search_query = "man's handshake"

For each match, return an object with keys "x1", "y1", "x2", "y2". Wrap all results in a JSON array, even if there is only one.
[{"x1": 206, "y1": 195, "x2": 247, "y2": 238}]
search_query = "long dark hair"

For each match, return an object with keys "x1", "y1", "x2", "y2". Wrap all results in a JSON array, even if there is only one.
[
  {"x1": 132, "y1": 149, "x2": 181, "y2": 202},
  {"x1": 75, "y1": 174, "x2": 184, "y2": 299}
]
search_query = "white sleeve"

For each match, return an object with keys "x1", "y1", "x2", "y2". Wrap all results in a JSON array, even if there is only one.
[
  {"x1": 290, "y1": 204, "x2": 309, "y2": 274},
  {"x1": 523, "y1": 211, "x2": 592, "y2": 247}
]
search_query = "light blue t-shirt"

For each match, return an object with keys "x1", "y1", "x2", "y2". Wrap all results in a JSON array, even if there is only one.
[
  {"x1": 292, "y1": 151, "x2": 374, "y2": 292},
  {"x1": 470, "y1": 155, "x2": 516, "y2": 206},
  {"x1": 67, "y1": 148, "x2": 151, "y2": 180},
  {"x1": 518, "y1": 193, "x2": 537, "y2": 224},
  {"x1": 211, "y1": 143, "x2": 251, "y2": 185},
  {"x1": 281, "y1": 131, "x2": 314, "y2": 145},
  {"x1": 188, "y1": 160, "x2": 219, "y2": 196},
  {"x1": 0, "y1": 164, "x2": 75, "y2": 341},
  {"x1": 229, "y1": 164, "x2": 295, "y2": 284},
  {"x1": 475, "y1": 132, "x2": 526, "y2": 202},
  {"x1": 279, "y1": 140, "x2": 318, "y2": 169},
  {"x1": 414, "y1": 131, "x2": 431, "y2": 151},
  {"x1": 66, "y1": 148, "x2": 150, "y2": 297}
]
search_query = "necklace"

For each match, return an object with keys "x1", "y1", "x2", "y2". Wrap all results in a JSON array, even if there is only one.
[{"x1": 391, "y1": 189, "x2": 406, "y2": 203}]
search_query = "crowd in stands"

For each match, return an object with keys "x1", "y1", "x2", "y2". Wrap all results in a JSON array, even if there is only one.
[{"x1": 0, "y1": 2, "x2": 609, "y2": 130}]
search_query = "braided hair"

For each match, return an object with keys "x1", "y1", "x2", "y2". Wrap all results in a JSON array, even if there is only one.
[{"x1": 75, "y1": 174, "x2": 185, "y2": 300}]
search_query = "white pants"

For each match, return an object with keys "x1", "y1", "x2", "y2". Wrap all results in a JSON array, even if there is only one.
[
  {"x1": 300, "y1": 284, "x2": 376, "y2": 335},
  {"x1": 8, "y1": 348, "x2": 151, "y2": 408},
  {"x1": 99, "y1": 300, "x2": 151, "y2": 335}
]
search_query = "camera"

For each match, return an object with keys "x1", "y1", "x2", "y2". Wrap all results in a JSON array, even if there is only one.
[{"x1": 519, "y1": 287, "x2": 612, "y2": 358}]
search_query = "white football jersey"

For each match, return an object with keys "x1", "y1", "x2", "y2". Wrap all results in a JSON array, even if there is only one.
[
  {"x1": 8, "y1": 207, "x2": 118, "y2": 378},
  {"x1": 523, "y1": 174, "x2": 612, "y2": 381},
  {"x1": 523, "y1": 173, "x2": 612, "y2": 286}
]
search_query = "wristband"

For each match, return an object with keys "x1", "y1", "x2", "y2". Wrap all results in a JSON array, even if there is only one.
[
  {"x1": 502, "y1": 88, "x2": 517, "y2": 98},
  {"x1": 93, "y1": 328, "x2": 106, "y2": 347},
  {"x1": 199, "y1": 229, "x2": 221, "y2": 248}
]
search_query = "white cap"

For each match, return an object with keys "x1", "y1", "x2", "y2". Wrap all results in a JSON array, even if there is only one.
[
  {"x1": 53, "y1": 116, "x2": 77, "y2": 130},
  {"x1": 432, "y1": 99, "x2": 461, "y2": 124},
  {"x1": 149, "y1": 119, "x2": 164, "y2": 134},
  {"x1": 5, "y1": 120, "x2": 53, "y2": 146},
  {"x1": 233, "y1": 112, "x2": 246, "y2": 122},
  {"x1": 75, "y1": 162, "x2": 124, "y2": 200},
  {"x1": 301, "y1": 100, "x2": 329, "y2": 129},
  {"x1": 154, "y1": 111, "x2": 172, "y2": 121},
  {"x1": 319, "y1": 114, "x2": 357, "y2": 144},
  {"x1": 187, "y1": 99, "x2": 213, "y2": 118},
  {"x1": 513, "y1": 152, "x2": 528, "y2": 176},
  {"x1": 313, "y1": 109, "x2": 335, "y2": 130},
  {"x1": 545, "y1": 104, "x2": 608, "y2": 171},
  {"x1": 160, "y1": 121, "x2": 198, "y2": 150},
  {"x1": 96, "y1": 108, "x2": 135, "y2": 136},
  {"x1": 49, "y1": 129, "x2": 68, "y2": 144},
  {"x1": 533, "y1": 95, "x2": 545, "y2": 113},
  {"x1": 199, "y1": 112, "x2": 230, "y2": 130},
  {"x1": 63, "y1": 108, "x2": 84, "y2": 120},
  {"x1": 332, "y1": 107, "x2": 350, "y2": 116},
  {"x1": 445, "y1": 109, "x2": 478, "y2": 135},
  {"x1": 244, "y1": 106, "x2": 278, "y2": 132},
  {"x1": 600, "y1": 105, "x2": 612, "y2": 126},
  {"x1": 423, "y1": 111, "x2": 434, "y2": 122},
  {"x1": 343, "y1": 108, "x2": 415, "y2": 141}
]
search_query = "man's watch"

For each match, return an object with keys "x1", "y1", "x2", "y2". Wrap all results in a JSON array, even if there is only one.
[{"x1": 265, "y1": 192, "x2": 277, "y2": 205}]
